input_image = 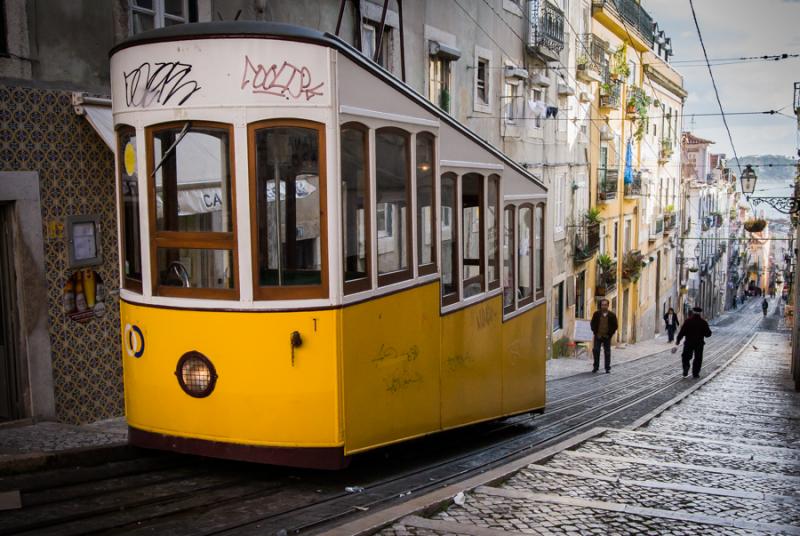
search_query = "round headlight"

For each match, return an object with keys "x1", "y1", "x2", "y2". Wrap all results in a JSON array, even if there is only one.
[{"x1": 175, "y1": 351, "x2": 218, "y2": 398}]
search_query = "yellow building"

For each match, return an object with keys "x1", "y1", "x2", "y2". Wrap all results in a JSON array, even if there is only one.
[{"x1": 574, "y1": 0, "x2": 685, "y2": 343}]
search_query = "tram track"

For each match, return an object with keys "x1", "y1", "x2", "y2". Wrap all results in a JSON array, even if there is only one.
[{"x1": 0, "y1": 302, "x2": 766, "y2": 536}]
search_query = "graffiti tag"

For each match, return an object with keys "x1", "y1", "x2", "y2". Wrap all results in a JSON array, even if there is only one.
[
  {"x1": 123, "y1": 61, "x2": 201, "y2": 108},
  {"x1": 240, "y1": 55, "x2": 324, "y2": 101}
]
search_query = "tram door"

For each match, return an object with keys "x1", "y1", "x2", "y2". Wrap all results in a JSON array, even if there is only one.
[{"x1": 0, "y1": 204, "x2": 21, "y2": 421}]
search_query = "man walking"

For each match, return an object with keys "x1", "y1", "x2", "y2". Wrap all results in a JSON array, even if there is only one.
[
  {"x1": 675, "y1": 306, "x2": 712, "y2": 378},
  {"x1": 663, "y1": 307, "x2": 679, "y2": 343},
  {"x1": 590, "y1": 299, "x2": 618, "y2": 373}
]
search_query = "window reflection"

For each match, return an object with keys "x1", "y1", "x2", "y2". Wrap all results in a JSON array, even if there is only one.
[
  {"x1": 518, "y1": 205, "x2": 533, "y2": 304},
  {"x1": 417, "y1": 133, "x2": 435, "y2": 272},
  {"x1": 253, "y1": 126, "x2": 322, "y2": 288},
  {"x1": 118, "y1": 126, "x2": 141, "y2": 289},
  {"x1": 487, "y1": 175, "x2": 500, "y2": 288},
  {"x1": 341, "y1": 125, "x2": 370, "y2": 292},
  {"x1": 535, "y1": 203, "x2": 545, "y2": 298},
  {"x1": 462, "y1": 173, "x2": 484, "y2": 298},
  {"x1": 503, "y1": 205, "x2": 515, "y2": 311},
  {"x1": 376, "y1": 128, "x2": 410, "y2": 283},
  {"x1": 157, "y1": 248, "x2": 233, "y2": 289},
  {"x1": 441, "y1": 173, "x2": 458, "y2": 302}
]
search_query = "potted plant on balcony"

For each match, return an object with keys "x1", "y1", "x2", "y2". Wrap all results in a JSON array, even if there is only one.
[
  {"x1": 585, "y1": 206, "x2": 602, "y2": 225},
  {"x1": 627, "y1": 89, "x2": 651, "y2": 141},
  {"x1": 577, "y1": 54, "x2": 589, "y2": 71},
  {"x1": 621, "y1": 250, "x2": 644, "y2": 282},
  {"x1": 664, "y1": 204, "x2": 675, "y2": 214},
  {"x1": 610, "y1": 44, "x2": 630, "y2": 80},
  {"x1": 596, "y1": 253, "x2": 613, "y2": 295},
  {"x1": 744, "y1": 218, "x2": 767, "y2": 233}
]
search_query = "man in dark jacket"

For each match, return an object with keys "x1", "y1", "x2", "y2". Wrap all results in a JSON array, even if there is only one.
[
  {"x1": 675, "y1": 307, "x2": 712, "y2": 378},
  {"x1": 590, "y1": 299, "x2": 618, "y2": 373}
]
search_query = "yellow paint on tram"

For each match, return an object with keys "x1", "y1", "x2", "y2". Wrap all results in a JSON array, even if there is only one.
[{"x1": 121, "y1": 281, "x2": 545, "y2": 455}]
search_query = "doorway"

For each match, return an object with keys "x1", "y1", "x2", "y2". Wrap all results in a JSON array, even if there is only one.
[{"x1": 0, "y1": 203, "x2": 22, "y2": 421}]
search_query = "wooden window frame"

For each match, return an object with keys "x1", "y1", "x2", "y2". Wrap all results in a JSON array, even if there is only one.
[
  {"x1": 487, "y1": 174, "x2": 501, "y2": 290},
  {"x1": 441, "y1": 172, "x2": 460, "y2": 306},
  {"x1": 517, "y1": 203, "x2": 534, "y2": 308},
  {"x1": 535, "y1": 202, "x2": 546, "y2": 300},
  {"x1": 503, "y1": 204, "x2": 516, "y2": 315},
  {"x1": 146, "y1": 121, "x2": 238, "y2": 300},
  {"x1": 247, "y1": 119, "x2": 329, "y2": 301},
  {"x1": 375, "y1": 127, "x2": 413, "y2": 287},
  {"x1": 341, "y1": 122, "x2": 372, "y2": 295},
  {"x1": 416, "y1": 131, "x2": 437, "y2": 276},
  {"x1": 461, "y1": 172, "x2": 485, "y2": 297},
  {"x1": 117, "y1": 124, "x2": 142, "y2": 293}
]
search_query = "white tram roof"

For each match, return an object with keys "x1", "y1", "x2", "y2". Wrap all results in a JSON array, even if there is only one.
[{"x1": 110, "y1": 21, "x2": 546, "y2": 194}]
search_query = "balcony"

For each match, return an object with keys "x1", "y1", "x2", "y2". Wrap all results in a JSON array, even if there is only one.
[
  {"x1": 596, "y1": 260, "x2": 618, "y2": 296},
  {"x1": 577, "y1": 34, "x2": 608, "y2": 83},
  {"x1": 527, "y1": 0, "x2": 565, "y2": 62},
  {"x1": 599, "y1": 78, "x2": 622, "y2": 109},
  {"x1": 659, "y1": 138, "x2": 674, "y2": 163},
  {"x1": 624, "y1": 172, "x2": 642, "y2": 197},
  {"x1": 592, "y1": 0, "x2": 655, "y2": 49},
  {"x1": 663, "y1": 212, "x2": 677, "y2": 234},
  {"x1": 626, "y1": 86, "x2": 646, "y2": 117},
  {"x1": 597, "y1": 168, "x2": 619, "y2": 202},
  {"x1": 574, "y1": 222, "x2": 601, "y2": 265}
]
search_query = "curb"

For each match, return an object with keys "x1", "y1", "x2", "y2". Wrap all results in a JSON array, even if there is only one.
[{"x1": 0, "y1": 442, "x2": 139, "y2": 476}]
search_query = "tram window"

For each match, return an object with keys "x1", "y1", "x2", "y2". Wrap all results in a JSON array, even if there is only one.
[
  {"x1": 341, "y1": 124, "x2": 370, "y2": 294},
  {"x1": 147, "y1": 122, "x2": 237, "y2": 299},
  {"x1": 156, "y1": 248, "x2": 234, "y2": 290},
  {"x1": 503, "y1": 205, "x2": 515, "y2": 314},
  {"x1": 117, "y1": 125, "x2": 142, "y2": 292},
  {"x1": 375, "y1": 128, "x2": 411, "y2": 286},
  {"x1": 487, "y1": 175, "x2": 500, "y2": 290},
  {"x1": 441, "y1": 173, "x2": 458, "y2": 305},
  {"x1": 251, "y1": 122, "x2": 327, "y2": 299},
  {"x1": 416, "y1": 133, "x2": 436, "y2": 275},
  {"x1": 462, "y1": 173, "x2": 484, "y2": 299},
  {"x1": 535, "y1": 203, "x2": 545, "y2": 299},
  {"x1": 152, "y1": 125, "x2": 233, "y2": 234},
  {"x1": 517, "y1": 205, "x2": 533, "y2": 306}
]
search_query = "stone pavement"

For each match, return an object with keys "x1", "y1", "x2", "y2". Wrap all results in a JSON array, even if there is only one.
[{"x1": 380, "y1": 331, "x2": 800, "y2": 535}]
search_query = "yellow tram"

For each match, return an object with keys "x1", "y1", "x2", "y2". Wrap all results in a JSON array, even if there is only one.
[{"x1": 111, "y1": 22, "x2": 548, "y2": 469}]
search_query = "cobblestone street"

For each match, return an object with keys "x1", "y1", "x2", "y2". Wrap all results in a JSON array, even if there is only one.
[{"x1": 379, "y1": 331, "x2": 800, "y2": 535}]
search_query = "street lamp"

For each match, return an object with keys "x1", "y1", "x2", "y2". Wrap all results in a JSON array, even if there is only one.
[{"x1": 740, "y1": 164, "x2": 757, "y2": 194}]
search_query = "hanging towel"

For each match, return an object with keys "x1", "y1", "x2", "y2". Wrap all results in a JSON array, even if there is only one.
[
  {"x1": 527, "y1": 99, "x2": 547, "y2": 118},
  {"x1": 546, "y1": 106, "x2": 559, "y2": 119},
  {"x1": 624, "y1": 140, "x2": 633, "y2": 184}
]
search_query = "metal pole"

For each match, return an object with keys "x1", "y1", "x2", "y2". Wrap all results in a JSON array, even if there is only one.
[
  {"x1": 374, "y1": 0, "x2": 389, "y2": 63},
  {"x1": 397, "y1": 0, "x2": 406, "y2": 82},
  {"x1": 335, "y1": 0, "x2": 347, "y2": 36}
]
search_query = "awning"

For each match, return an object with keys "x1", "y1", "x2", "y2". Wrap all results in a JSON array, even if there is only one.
[{"x1": 72, "y1": 93, "x2": 114, "y2": 150}]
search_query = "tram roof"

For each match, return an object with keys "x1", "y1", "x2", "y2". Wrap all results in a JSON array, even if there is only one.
[{"x1": 111, "y1": 21, "x2": 544, "y2": 189}]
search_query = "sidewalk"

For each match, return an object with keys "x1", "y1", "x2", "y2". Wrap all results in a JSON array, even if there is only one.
[
  {"x1": 373, "y1": 331, "x2": 800, "y2": 536},
  {"x1": 0, "y1": 417, "x2": 128, "y2": 475}
]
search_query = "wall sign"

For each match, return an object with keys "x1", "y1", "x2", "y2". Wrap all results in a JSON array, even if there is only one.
[
  {"x1": 63, "y1": 269, "x2": 106, "y2": 323},
  {"x1": 65, "y1": 214, "x2": 103, "y2": 268}
]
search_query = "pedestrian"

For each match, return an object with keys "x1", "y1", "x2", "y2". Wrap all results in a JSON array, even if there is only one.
[
  {"x1": 590, "y1": 298, "x2": 618, "y2": 374},
  {"x1": 663, "y1": 307, "x2": 679, "y2": 342},
  {"x1": 762, "y1": 298, "x2": 769, "y2": 317},
  {"x1": 675, "y1": 307, "x2": 712, "y2": 378}
]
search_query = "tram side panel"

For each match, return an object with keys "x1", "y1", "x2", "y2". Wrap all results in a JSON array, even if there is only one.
[
  {"x1": 121, "y1": 302, "x2": 342, "y2": 448},
  {"x1": 440, "y1": 296, "x2": 504, "y2": 429},
  {"x1": 340, "y1": 282, "x2": 441, "y2": 454},
  {"x1": 501, "y1": 304, "x2": 547, "y2": 414}
]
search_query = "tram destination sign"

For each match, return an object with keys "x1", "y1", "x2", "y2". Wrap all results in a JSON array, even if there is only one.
[{"x1": 111, "y1": 39, "x2": 332, "y2": 112}]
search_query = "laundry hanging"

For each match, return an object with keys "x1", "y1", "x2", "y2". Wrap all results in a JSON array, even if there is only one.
[
  {"x1": 527, "y1": 99, "x2": 547, "y2": 119},
  {"x1": 545, "y1": 106, "x2": 559, "y2": 119},
  {"x1": 624, "y1": 139, "x2": 633, "y2": 184}
]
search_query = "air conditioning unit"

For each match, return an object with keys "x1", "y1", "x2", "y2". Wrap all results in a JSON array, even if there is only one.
[{"x1": 504, "y1": 66, "x2": 529, "y2": 79}]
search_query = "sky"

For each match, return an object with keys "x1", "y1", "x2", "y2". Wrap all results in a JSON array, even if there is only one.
[{"x1": 645, "y1": 0, "x2": 800, "y2": 158}]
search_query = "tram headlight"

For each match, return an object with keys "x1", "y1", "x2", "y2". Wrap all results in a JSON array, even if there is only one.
[{"x1": 175, "y1": 351, "x2": 218, "y2": 398}]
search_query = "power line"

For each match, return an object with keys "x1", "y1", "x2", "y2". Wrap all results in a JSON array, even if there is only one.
[
  {"x1": 688, "y1": 0, "x2": 743, "y2": 178},
  {"x1": 666, "y1": 53, "x2": 800, "y2": 64}
]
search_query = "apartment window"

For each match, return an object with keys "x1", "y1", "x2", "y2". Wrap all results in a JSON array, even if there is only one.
[
  {"x1": 363, "y1": 22, "x2": 392, "y2": 70},
  {"x1": 117, "y1": 126, "x2": 142, "y2": 292},
  {"x1": 599, "y1": 223, "x2": 606, "y2": 255},
  {"x1": 612, "y1": 221, "x2": 619, "y2": 259},
  {"x1": 341, "y1": 123, "x2": 371, "y2": 294},
  {"x1": 462, "y1": 173, "x2": 484, "y2": 298},
  {"x1": 487, "y1": 175, "x2": 500, "y2": 289},
  {"x1": 476, "y1": 58, "x2": 489, "y2": 105},
  {"x1": 441, "y1": 173, "x2": 459, "y2": 304},
  {"x1": 375, "y1": 128, "x2": 411, "y2": 286},
  {"x1": 250, "y1": 120, "x2": 325, "y2": 300},
  {"x1": 553, "y1": 282, "x2": 564, "y2": 331},
  {"x1": 518, "y1": 205, "x2": 533, "y2": 306},
  {"x1": 535, "y1": 203, "x2": 545, "y2": 299},
  {"x1": 417, "y1": 133, "x2": 436, "y2": 274},
  {"x1": 129, "y1": 0, "x2": 195, "y2": 35},
  {"x1": 624, "y1": 217, "x2": 632, "y2": 253},
  {"x1": 503, "y1": 80, "x2": 520, "y2": 122},
  {"x1": 429, "y1": 56, "x2": 452, "y2": 112},
  {"x1": 554, "y1": 173, "x2": 565, "y2": 234},
  {"x1": 149, "y1": 121, "x2": 237, "y2": 298},
  {"x1": 503, "y1": 205, "x2": 515, "y2": 313}
]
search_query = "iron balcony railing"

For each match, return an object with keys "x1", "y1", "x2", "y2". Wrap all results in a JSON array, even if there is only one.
[
  {"x1": 663, "y1": 212, "x2": 677, "y2": 233},
  {"x1": 599, "y1": 74, "x2": 621, "y2": 108},
  {"x1": 527, "y1": 0, "x2": 566, "y2": 57},
  {"x1": 592, "y1": 0, "x2": 655, "y2": 48},
  {"x1": 596, "y1": 260, "x2": 618, "y2": 296},
  {"x1": 574, "y1": 222, "x2": 601, "y2": 264},
  {"x1": 598, "y1": 168, "x2": 619, "y2": 201},
  {"x1": 624, "y1": 173, "x2": 642, "y2": 197},
  {"x1": 578, "y1": 34, "x2": 608, "y2": 78},
  {"x1": 659, "y1": 137, "x2": 674, "y2": 162}
]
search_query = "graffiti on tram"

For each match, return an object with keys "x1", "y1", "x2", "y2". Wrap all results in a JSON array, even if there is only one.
[
  {"x1": 240, "y1": 55, "x2": 325, "y2": 101},
  {"x1": 123, "y1": 61, "x2": 202, "y2": 108}
]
